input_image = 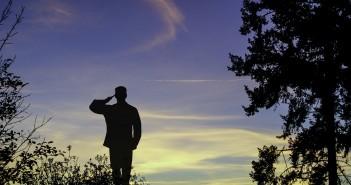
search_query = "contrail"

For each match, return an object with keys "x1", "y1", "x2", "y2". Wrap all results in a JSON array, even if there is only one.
[{"x1": 143, "y1": 79, "x2": 250, "y2": 83}]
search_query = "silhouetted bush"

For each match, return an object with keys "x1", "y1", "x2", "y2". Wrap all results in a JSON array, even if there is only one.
[
  {"x1": 29, "y1": 146, "x2": 148, "y2": 185},
  {"x1": 1, "y1": 2, "x2": 64, "y2": 183}
]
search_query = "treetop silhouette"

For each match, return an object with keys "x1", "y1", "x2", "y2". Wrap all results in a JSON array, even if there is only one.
[{"x1": 229, "y1": 0, "x2": 351, "y2": 184}]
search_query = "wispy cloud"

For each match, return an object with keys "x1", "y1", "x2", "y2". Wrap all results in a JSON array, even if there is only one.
[
  {"x1": 28, "y1": 1, "x2": 73, "y2": 28},
  {"x1": 135, "y1": 128, "x2": 286, "y2": 183},
  {"x1": 144, "y1": 79, "x2": 250, "y2": 83},
  {"x1": 128, "y1": 0, "x2": 186, "y2": 53},
  {"x1": 141, "y1": 111, "x2": 243, "y2": 121}
]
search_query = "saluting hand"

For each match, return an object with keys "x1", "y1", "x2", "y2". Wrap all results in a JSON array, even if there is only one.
[{"x1": 104, "y1": 95, "x2": 114, "y2": 103}]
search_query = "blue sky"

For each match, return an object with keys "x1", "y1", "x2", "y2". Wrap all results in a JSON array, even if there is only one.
[{"x1": 4, "y1": 0, "x2": 287, "y2": 184}]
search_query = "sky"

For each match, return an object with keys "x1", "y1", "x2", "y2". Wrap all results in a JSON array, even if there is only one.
[{"x1": 3, "y1": 1, "x2": 288, "y2": 184}]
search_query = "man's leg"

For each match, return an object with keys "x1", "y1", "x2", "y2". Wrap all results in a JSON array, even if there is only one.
[
  {"x1": 121, "y1": 150, "x2": 133, "y2": 185},
  {"x1": 110, "y1": 148, "x2": 122, "y2": 184}
]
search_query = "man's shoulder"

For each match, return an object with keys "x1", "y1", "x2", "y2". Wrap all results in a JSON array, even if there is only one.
[
  {"x1": 126, "y1": 103, "x2": 138, "y2": 111},
  {"x1": 114, "y1": 103, "x2": 138, "y2": 111}
]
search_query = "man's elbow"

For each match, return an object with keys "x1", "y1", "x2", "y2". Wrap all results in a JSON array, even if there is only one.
[
  {"x1": 89, "y1": 104, "x2": 97, "y2": 113},
  {"x1": 89, "y1": 102, "x2": 102, "y2": 114},
  {"x1": 135, "y1": 129, "x2": 142, "y2": 139}
]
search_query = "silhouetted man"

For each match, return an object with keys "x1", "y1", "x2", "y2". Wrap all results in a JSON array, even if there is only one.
[{"x1": 89, "y1": 86, "x2": 141, "y2": 185}]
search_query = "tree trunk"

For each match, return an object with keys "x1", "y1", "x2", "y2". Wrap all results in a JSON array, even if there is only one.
[
  {"x1": 323, "y1": 40, "x2": 338, "y2": 185},
  {"x1": 324, "y1": 95, "x2": 337, "y2": 185}
]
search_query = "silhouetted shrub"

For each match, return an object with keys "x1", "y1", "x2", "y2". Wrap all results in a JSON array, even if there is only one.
[
  {"x1": 29, "y1": 146, "x2": 148, "y2": 185},
  {"x1": 1, "y1": 1, "x2": 65, "y2": 183}
]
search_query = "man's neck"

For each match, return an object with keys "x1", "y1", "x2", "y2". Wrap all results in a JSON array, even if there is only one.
[{"x1": 117, "y1": 99, "x2": 126, "y2": 104}]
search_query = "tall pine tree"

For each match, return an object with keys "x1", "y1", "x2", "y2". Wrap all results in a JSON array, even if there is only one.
[{"x1": 229, "y1": 0, "x2": 351, "y2": 184}]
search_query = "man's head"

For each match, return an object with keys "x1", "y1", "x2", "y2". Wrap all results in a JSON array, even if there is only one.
[{"x1": 115, "y1": 86, "x2": 127, "y2": 101}]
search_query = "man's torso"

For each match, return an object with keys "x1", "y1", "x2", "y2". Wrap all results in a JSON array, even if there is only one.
[{"x1": 103, "y1": 103, "x2": 137, "y2": 148}]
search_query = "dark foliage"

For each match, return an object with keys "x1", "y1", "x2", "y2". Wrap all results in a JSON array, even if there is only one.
[
  {"x1": 29, "y1": 146, "x2": 148, "y2": 185},
  {"x1": 1, "y1": 1, "x2": 64, "y2": 183},
  {"x1": 229, "y1": 0, "x2": 351, "y2": 184}
]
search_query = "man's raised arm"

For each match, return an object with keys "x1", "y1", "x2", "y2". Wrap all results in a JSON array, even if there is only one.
[{"x1": 89, "y1": 96, "x2": 113, "y2": 114}]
